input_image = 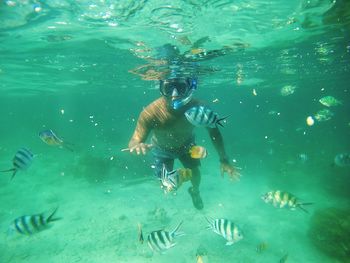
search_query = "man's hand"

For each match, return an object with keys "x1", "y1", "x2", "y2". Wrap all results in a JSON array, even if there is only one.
[
  {"x1": 220, "y1": 160, "x2": 241, "y2": 181},
  {"x1": 122, "y1": 143, "x2": 153, "y2": 155}
]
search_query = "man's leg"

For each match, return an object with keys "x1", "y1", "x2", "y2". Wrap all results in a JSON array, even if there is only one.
[{"x1": 180, "y1": 155, "x2": 203, "y2": 210}]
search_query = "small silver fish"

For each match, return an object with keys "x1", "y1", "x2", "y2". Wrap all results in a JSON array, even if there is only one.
[
  {"x1": 185, "y1": 106, "x2": 227, "y2": 128},
  {"x1": 261, "y1": 190, "x2": 312, "y2": 213},
  {"x1": 319, "y1": 96, "x2": 342, "y2": 107},
  {"x1": 206, "y1": 217, "x2": 243, "y2": 245},
  {"x1": 147, "y1": 221, "x2": 184, "y2": 253},
  {"x1": 0, "y1": 147, "x2": 34, "y2": 180},
  {"x1": 9, "y1": 207, "x2": 61, "y2": 235},
  {"x1": 334, "y1": 153, "x2": 350, "y2": 167},
  {"x1": 280, "y1": 85, "x2": 296, "y2": 96},
  {"x1": 314, "y1": 109, "x2": 334, "y2": 122},
  {"x1": 298, "y1": 153, "x2": 308, "y2": 163}
]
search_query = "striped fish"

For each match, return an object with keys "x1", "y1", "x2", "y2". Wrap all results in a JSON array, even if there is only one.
[
  {"x1": 160, "y1": 164, "x2": 179, "y2": 193},
  {"x1": 185, "y1": 106, "x2": 227, "y2": 128},
  {"x1": 39, "y1": 129, "x2": 74, "y2": 151},
  {"x1": 147, "y1": 221, "x2": 184, "y2": 253},
  {"x1": 334, "y1": 153, "x2": 350, "y2": 167},
  {"x1": 0, "y1": 147, "x2": 34, "y2": 180},
  {"x1": 206, "y1": 217, "x2": 243, "y2": 245},
  {"x1": 9, "y1": 207, "x2": 61, "y2": 235},
  {"x1": 261, "y1": 190, "x2": 313, "y2": 213}
]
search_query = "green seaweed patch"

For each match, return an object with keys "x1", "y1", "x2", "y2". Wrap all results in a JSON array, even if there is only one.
[{"x1": 308, "y1": 207, "x2": 350, "y2": 262}]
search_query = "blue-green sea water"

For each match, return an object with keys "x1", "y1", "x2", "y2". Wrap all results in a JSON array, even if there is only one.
[{"x1": 1, "y1": 1, "x2": 350, "y2": 262}]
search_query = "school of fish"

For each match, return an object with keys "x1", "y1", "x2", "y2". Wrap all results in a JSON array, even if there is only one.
[{"x1": 1, "y1": 101, "x2": 348, "y2": 263}]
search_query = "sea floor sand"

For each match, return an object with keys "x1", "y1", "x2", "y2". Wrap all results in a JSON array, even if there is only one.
[{"x1": 0, "y1": 151, "x2": 346, "y2": 263}]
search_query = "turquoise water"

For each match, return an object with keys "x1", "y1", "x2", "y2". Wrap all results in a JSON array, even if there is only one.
[{"x1": 1, "y1": 0, "x2": 350, "y2": 262}]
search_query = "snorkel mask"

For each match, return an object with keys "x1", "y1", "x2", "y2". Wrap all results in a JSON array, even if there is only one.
[{"x1": 159, "y1": 77, "x2": 197, "y2": 110}]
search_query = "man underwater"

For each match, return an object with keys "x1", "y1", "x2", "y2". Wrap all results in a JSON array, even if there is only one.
[{"x1": 127, "y1": 77, "x2": 240, "y2": 210}]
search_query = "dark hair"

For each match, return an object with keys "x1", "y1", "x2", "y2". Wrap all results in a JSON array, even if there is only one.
[{"x1": 160, "y1": 77, "x2": 189, "y2": 86}]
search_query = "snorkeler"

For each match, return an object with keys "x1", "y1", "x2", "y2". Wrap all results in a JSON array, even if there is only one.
[{"x1": 126, "y1": 76, "x2": 240, "y2": 210}]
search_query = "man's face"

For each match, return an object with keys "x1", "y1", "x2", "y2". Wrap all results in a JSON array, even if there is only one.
[{"x1": 160, "y1": 79, "x2": 190, "y2": 106}]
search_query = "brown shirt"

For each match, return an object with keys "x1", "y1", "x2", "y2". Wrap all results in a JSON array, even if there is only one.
[
  {"x1": 129, "y1": 97, "x2": 201, "y2": 150},
  {"x1": 129, "y1": 97, "x2": 228, "y2": 160}
]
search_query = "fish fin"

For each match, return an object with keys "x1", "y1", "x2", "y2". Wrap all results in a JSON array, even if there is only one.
[
  {"x1": 10, "y1": 169, "x2": 18, "y2": 180},
  {"x1": 297, "y1": 203, "x2": 313, "y2": 213},
  {"x1": 216, "y1": 115, "x2": 229, "y2": 128},
  {"x1": 1, "y1": 168, "x2": 18, "y2": 180},
  {"x1": 205, "y1": 216, "x2": 214, "y2": 228},
  {"x1": 62, "y1": 142, "x2": 74, "y2": 152},
  {"x1": 137, "y1": 223, "x2": 144, "y2": 244},
  {"x1": 47, "y1": 207, "x2": 61, "y2": 222},
  {"x1": 0, "y1": 168, "x2": 16, "y2": 173},
  {"x1": 167, "y1": 170, "x2": 179, "y2": 187},
  {"x1": 171, "y1": 221, "x2": 184, "y2": 238},
  {"x1": 225, "y1": 241, "x2": 234, "y2": 246}
]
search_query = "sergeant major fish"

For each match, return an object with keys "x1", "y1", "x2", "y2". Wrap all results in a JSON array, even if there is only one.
[
  {"x1": 185, "y1": 106, "x2": 228, "y2": 128},
  {"x1": 261, "y1": 190, "x2": 312, "y2": 213},
  {"x1": 0, "y1": 147, "x2": 34, "y2": 180},
  {"x1": 160, "y1": 165, "x2": 179, "y2": 193},
  {"x1": 206, "y1": 217, "x2": 243, "y2": 245},
  {"x1": 9, "y1": 207, "x2": 61, "y2": 236},
  {"x1": 39, "y1": 129, "x2": 74, "y2": 151},
  {"x1": 147, "y1": 221, "x2": 184, "y2": 253},
  {"x1": 160, "y1": 165, "x2": 192, "y2": 193}
]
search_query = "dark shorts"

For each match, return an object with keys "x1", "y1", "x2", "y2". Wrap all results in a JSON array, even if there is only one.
[{"x1": 151, "y1": 141, "x2": 201, "y2": 179}]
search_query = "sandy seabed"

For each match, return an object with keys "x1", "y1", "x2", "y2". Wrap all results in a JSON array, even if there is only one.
[{"x1": 0, "y1": 148, "x2": 346, "y2": 263}]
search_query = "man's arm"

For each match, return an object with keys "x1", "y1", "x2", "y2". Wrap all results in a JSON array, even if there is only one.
[
  {"x1": 207, "y1": 127, "x2": 228, "y2": 162},
  {"x1": 207, "y1": 127, "x2": 240, "y2": 180},
  {"x1": 128, "y1": 107, "x2": 155, "y2": 155},
  {"x1": 129, "y1": 110, "x2": 151, "y2": 147}
]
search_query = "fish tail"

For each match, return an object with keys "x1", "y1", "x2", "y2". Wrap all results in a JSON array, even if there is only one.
[
  {"x1": 216, "y1": 115, "x2": 229, "y2": 128},
  {"x1": 297, "y1": 203, "x2": 313, "y2": 213},
  {"x1": 0, "y1": 168, "x2": 17, "y2": 180},
  {"x1": 0, "y1": 168, "x2": 16, "y2": 173},
  {"x1": 10, "y1": 169, "x2": 18, "y2": 180},
  {"x1": 205, "y1": 216, "x2": 213, "y2": 229},
  {"x1": 47, "y1": 207, "x2": 61, "y2": 222},
  {"x1": 63, "y1": 143, "x2": 74, "y2": 152},
  {"x1": 171, "y1": 221, "x2": 184, "y2": 238}
]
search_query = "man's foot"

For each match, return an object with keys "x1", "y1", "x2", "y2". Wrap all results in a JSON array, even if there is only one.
[{"x1": 188, "y1": 187, "x2": 204, "y2": 210}]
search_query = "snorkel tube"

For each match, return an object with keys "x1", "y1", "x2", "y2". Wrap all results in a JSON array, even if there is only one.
[{"x1": 171, "y1": 77, "x2": 197, "y2": 110}]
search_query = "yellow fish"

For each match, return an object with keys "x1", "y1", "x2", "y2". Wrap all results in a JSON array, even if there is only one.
[
  {"x1": 256, "y1": 242, "x2": 268, "y2": 253},
  {"x1": 261, "y1": 190, "x2": 313, "y2": 213},
  {"x1": 196, "y1": 255, "x2": 204, "y2": 263},
  {"x1": 38, "y1": 129, "x2": 74, "y2": 151},
  {"x1": 191, "y1": 48, "x2": 206, "y2": 55},
  {"x1": 189, "y1": 145, "x2": 207, "y2": 159}
]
